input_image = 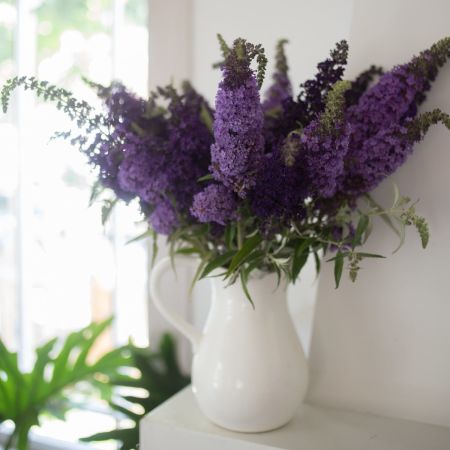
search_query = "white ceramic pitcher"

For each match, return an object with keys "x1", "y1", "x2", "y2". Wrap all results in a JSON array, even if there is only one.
[{"x1": 150, "y1": 255, "x2": 308, "y2": 432}]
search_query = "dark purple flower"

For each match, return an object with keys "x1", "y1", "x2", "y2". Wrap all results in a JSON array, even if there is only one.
[
  {"x1": 191, "y1": 184, "x2": 238, "y2": 225},
  {"x1": 298, "y1": 40, "x2": 348, "y2": 118},
  {"x1": 149, "y1": 199, "x2": 179, "y2": 235},
  {"x1": 250, "y1": 149, "x2": 307, "y2": 220},
  {"x1": 165, "y1": 85, "x2": 213, "y2": 212},
  {"x1": 345, "y1": 65, "x2": 384, "y2": 107},
  {"x1": 117, "y1": 135, "x2": 170, "y2": 204},
  {"x1": 301, "y1": 120, "x2": 351, "y2": 198}
]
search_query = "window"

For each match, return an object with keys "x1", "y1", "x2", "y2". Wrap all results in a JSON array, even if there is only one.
[{"x1": 0, "y1": 0, "x2": 149, "y2": 446}]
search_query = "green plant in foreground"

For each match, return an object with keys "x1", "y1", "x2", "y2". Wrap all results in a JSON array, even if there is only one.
[
  {"x1": 0, "y1": 318, "x2": 130, "y2": 450},
  {"x1": 81, "y1": 334, "x2": 190, "y2": 450}
]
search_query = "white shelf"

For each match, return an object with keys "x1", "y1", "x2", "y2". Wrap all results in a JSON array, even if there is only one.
[{"x1": 140, "y1": 386, "x2": 450, "y2": 450}]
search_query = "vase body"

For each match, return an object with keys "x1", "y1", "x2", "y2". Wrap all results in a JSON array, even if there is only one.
[{"x1": 150, "y1": 256, "x2": 308, "y2": 432}]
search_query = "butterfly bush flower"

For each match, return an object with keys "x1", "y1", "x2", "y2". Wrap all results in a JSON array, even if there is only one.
[
  {"x1": 150, "y1": 199, "x2": 179, "y2": 235},
  {"x1": 263, "y1": 39, "x2": 292, "y2": 112},
  {"x1": 165, "y1": 84, "x2": 213, "y2": 212},
  {"x1": 117, "y1": 135, "x2": 169, "y2": 204},
  {"x1": 210, "y1": 39, "x2": 265, "y2": 198},
  {"x1": 250, "y1": 149, "x2": 308, "y2": 220},
  {"x1": 340, "y1": 37, "x2": 450, "y2": 197},
  {"x1": 298, "y1": 40, "x2": 348, "y2": 118},
  {"x1": 301, "y1": 120, "x2": 351, "y2": 198},
  {"x1": 111, "y1": 84, "x2": 213, "y2": 233},
  {"x1": 191, "y1": 184, "x2": 238, "y2": 225}
]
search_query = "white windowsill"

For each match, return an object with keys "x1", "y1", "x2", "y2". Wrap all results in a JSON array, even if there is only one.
[{"x1": 140, "y1": 386, "x2": 450, "y2": 450}]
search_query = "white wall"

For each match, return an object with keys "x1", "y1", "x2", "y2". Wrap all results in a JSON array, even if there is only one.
[
  {"x1": 308, "y1": 0, "x2": 450, "y2": 428},
  {"x1": 191, "y1": 0, "x2": 354, "y2": 104}
]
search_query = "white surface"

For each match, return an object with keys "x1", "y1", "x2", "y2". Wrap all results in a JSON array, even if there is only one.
[
  {"x1": 308, "y1": 0, "x2": 450, "y2": 428},
  {"x1": 151, "y1": 256, "x2": 308, "y2": 432},
  {"x1": 140, "y1": 387, "x2": 450, "y2": 450}
]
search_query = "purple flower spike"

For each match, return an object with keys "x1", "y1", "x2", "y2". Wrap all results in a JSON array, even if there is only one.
[
  {"x1": 191, "y1": 184, "x2": 238, "y2": 225},
  {"x1": 210, "y1": 75, "x2": 264, "y2": 197},
  {"x1": 210, "y1": 39, "x2": 265, "y2": 198},
  {"x1": 263, "y1": 39, "x2": 292, "y2": 112},
  {"x1": 302, "y1": 120, "x2": 351, "y2": 198},
  {"x1": 150, "y1": 200, "x2": 179, "y2": 235}
]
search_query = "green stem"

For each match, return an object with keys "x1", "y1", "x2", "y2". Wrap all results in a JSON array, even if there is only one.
[{"x1": 237, "y1": 222, "x2": 243, "y2": 250}]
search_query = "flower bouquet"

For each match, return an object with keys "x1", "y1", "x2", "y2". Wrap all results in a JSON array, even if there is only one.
[{"x1": 2, "y1": 35, "x2": 450, "y2": 431}]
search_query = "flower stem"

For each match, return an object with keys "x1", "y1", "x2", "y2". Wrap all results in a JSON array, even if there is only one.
[{"x1": 237, "y1": 222, "x2": 243, "y2": 250}]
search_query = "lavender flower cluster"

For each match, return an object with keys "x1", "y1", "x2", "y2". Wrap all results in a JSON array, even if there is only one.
[{"x1": 87, "y1": 36, "x2": 450, "y2": 241}]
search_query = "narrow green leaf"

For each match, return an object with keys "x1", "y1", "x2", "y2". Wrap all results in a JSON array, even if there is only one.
[
  {"x1": 126, "y1": 229, "x2": 152, "y2": 245},
  {"x1": 326, "y1": 251, "x2": 350, "y2": 262},
  {"x1": 364, "y1": 194, "x2": 401, "y2": 237},
  {"x1": 224, "y1": 224, "x2": 236, "y2": 249},
  {"x1": 197, "y1": 173, "x2": 214, "y2": 183},
  {"x1": 313, "y1": 250, "x2": 321, "y2": 275},
  {"x1": 356, "y1": 252, "x2": 386, "y2": 258},
  {"x1": 352, "y1": 214, "x2": 369, "y2": 248},
  {"x1": 89, "y1": 180, "x2": 104, "y2": 207},
  {"x1": 240, "y1": 271, "x2": 255, "y2": 308},
  {"x1": 176, "y1": 247, "x2": 200, "y2": 255},
  {"x1": 393, "y1": 183, "x2": 400, "y2": 207},
  {"x1": 200, "y1": 251, "x2": 235, "y2": 279},
  {"x1": 200, "y1": 103, "x2": 213, "y2": 132},
  {"x1": 151, "y1": 229, "x2": 158, "y2": 268},
  {"x1": 393, "y1": 218, "x2": 406, "y2": 253},
  {"x1": 334, "y1": 252, "x2": 344, "y2": 289},
  {"x1": 227, "y1": 233, "x2": 262, "y2": 274},
  {"x1": 292, "y1": 239, "x2": 310, "y2": 282},
  {"x1": 101, "y1": 198, "x2": 118, "y2": 226},
  {"x1": 188, "y1": 260, "x2": 207, "y2": 299}
]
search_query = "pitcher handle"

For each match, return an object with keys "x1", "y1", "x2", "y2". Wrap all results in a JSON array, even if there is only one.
[{"x1": 150, "y1": 255, "x2": 203, "y2": 351}]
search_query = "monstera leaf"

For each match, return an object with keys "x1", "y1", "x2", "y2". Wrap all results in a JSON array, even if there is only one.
[
  {"x1": 81, "y1": 333, "x2": 190, "y2": 450},
  {"x1": 0, "y1": 318, "x2": 131, "y2": 450}
]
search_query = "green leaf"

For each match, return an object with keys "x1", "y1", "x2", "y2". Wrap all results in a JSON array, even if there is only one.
[
  {"x1": 240, "y1": 270, "x2": 255, "y2": 308},
  {"x1": 200, "y1": 251, "x2": 235, "y2": 279},
  {"x1": 126, "y1": 229, "x2": 152, "y2": 245},
  {"x1": 356, "y1": 252, "x2": 386, "y2": 258},
  {"x1": 393, "y1": 182, "x2": 400, "y2": 207},
  {"x1": 227, "y1": 233, "x2": 262, "y2": 275},
  {"x1": 101, "y1": 198, "x2": 118, "y2": 226},
  {"x1": 176, "y1": 247, "x2": 200, "y2": 255},
  {"x1": 365, "y1": 194, "x2": 401, "y2": 237},
  {"x1": 151, "y1": 229, "x2": 159, "y2": 268},
  {"x1": 224, "y1": 224, "x2": 236, "y2": 249},
  {"x1": 292, "y1": 239, "x2": 311, "y2": 282},
  {"x1": 393, "y1": 218, "x2": 406, "y2": 253},
  {"x1": 0, "y1": 318, "x2": 131, "y2": 450},
  {"x1": 89, "y1": 180, "x2": 104, "y2": 207},
  {"x1": 352, "y1": 214, "x2": 369, "y2": 248},
  {"x1": 200, "y1": 103, "x2": 213, "y2": 132},
  {"x1": 334, "y1": 252, "x2": 344, "y2": 289},
  {"x1": 188, "y1": 259, "x2": 207, "y2": 298},
  {"x1": 313, "y1": 250, "x2": 321, "y2": 275},
  {"x1": 197, "y1": 173, "x2": 214, "y2": 182}
]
